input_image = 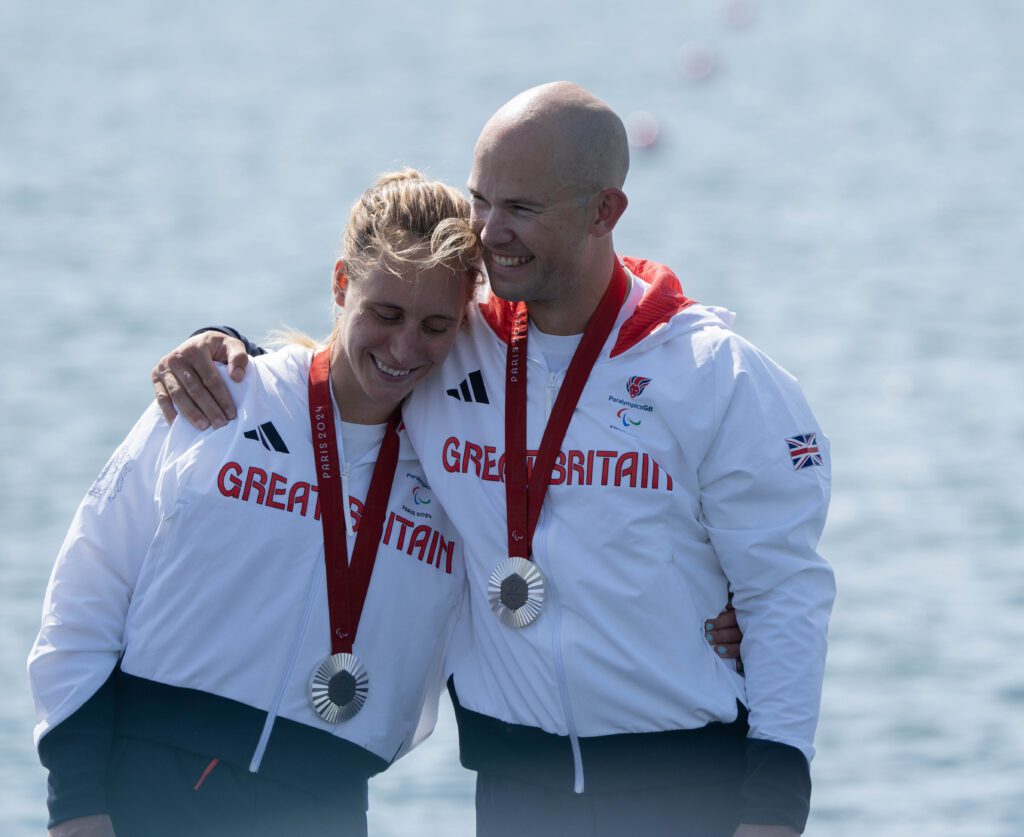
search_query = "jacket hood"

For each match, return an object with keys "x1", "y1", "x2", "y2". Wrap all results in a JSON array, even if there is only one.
[{"x1": 477, "y1": 256, "x2": 735, "y2": 357}]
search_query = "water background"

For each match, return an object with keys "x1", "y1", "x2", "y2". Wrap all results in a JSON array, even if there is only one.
[{"x1": 2, "y1": 1, "x2": 1022, "y2": 834}]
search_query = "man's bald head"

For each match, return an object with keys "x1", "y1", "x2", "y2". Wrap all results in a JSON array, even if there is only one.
[
  {"x1": 468, "y1": 82, "x2": 631, "y2": 334},
  {"x1": 478, "y1": 82, "x2": 629, "y2": 196}
]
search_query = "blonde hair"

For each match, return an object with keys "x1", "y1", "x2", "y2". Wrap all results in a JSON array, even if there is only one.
[
  {"x1": 343, "y1": 168, "x2": 482, "y2": 285},
  {"x1": 268, "y1": 169, "x2": 481, "y2": 351}
]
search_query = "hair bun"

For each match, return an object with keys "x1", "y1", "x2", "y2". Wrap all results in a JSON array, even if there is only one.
[
  {"x1": 373, "y1": 168, "x2": 425, "y2": 187},
  {"x1": 341, "y1": 168, "x2": 482, "y2": 292}
]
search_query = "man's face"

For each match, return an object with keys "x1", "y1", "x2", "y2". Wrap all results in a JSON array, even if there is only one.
[{"x1": 467, "y1": 128, "x2": 594, "y2": 309}]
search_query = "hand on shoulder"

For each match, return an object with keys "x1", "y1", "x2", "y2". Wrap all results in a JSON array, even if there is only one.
[{"x1": 151, "y1": 331, "x2": 249, "y2": 429}]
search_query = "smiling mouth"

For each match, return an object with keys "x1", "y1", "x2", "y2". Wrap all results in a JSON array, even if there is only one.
[
  {"x1": 372, "y1": 355, "x2": 414, "y2": 378},
  {"x1": 490, "y1": 254, "x2": 534, "y2": 268}
]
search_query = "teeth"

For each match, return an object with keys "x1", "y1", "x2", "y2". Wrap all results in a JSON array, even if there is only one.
[
  {"x1": 492, "y1": 254, "x2": 532, "y2": 267},
  {"x1": 373, "y1": 356, "x2": 411, "y2": 378}
]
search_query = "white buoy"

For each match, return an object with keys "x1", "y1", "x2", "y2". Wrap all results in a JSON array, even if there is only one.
[
  {"x1": 625, "y1": 111, "x2": 660, "y2": 149},
  {"x1": 677, "y1": 41, "x2": 716, "y2": 81},
  {"x1": 719, "y1": 0, "x2": 756, "y2": 29}
]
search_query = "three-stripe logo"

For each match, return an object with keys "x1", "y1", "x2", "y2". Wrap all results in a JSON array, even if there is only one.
[
  {"x1": 244, "y1": 421, "x2": 290, "y2": 453},
  {"x1": 446, "y1": 370, "x2": 489, "y2": 404}
]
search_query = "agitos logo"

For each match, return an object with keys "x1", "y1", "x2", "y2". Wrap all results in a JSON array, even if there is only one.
[
  {"x1": 412, "y1": 486, "x2": 432, "y2": 505},
  {"x1": 616, "y1": 407, "x2": 641, "y2": 428},
  {"x1": 626, "y1": 375, "x2": 652, "y2": 398}
]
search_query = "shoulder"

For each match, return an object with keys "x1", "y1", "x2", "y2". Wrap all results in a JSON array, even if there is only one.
[
  {"x1": 249, "y1": 343, "x2": 314, "y2": 383},
  {"x1": 653, "y1": 307, "x2": 796, "y2": 387},
  {"x1": 88, "y1": 401, "x2": 170, "y2": 499},
  {"x1": 232, "y1": 344, "x2": 315, "y2": 406}
]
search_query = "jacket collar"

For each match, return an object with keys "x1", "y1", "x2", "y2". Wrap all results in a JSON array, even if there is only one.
[{"x1": 477, "y1": 256, "x2": 696, "y2": 355}]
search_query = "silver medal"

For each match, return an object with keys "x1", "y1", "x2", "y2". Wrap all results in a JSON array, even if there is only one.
[
  {"x1": 309, "y1": 653, "x2": 369, "y2": 723},
  {"x1": 488, "y1": 556, "x2": 545, "y2": 628}
]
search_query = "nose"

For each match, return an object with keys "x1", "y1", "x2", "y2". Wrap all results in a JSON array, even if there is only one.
[
  {"x1": 388, "y1": 324, "x2": 428, "y2": 369},
  {"x1": 474, "y1": 205, "x2": 511, "y2": 250}
]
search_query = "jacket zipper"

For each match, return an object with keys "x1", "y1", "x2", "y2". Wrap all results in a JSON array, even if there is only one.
[
  {"x1": 545, "y1": 372, "x2": 558, "y2": 416},
  {"x1": 248, "y1": 560, "x2": 324, "y2": 772},
  {"x1": 540, "y1": 368, "x2": 585, "y2": 793},
  {"x1": 341, "y1": 462, "x2": 355, "y2": 535}
]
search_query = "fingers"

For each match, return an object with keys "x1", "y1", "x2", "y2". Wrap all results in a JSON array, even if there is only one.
[
  {"x1": 150, "y1": 334, "x2": 245, "y2": 431},
  {"x1": 704, "y1": 616, "x2": 743, "y2": 660},
  {"x1": 152, "y1": 370, "x2": 179, "y2": 425},
  {"x1": 181, "y1": 347, "x2": 238, "y2": 425},
  {"x1": 195, "y1": 332, "x2": 247, "y2": 404},
  {"x1": 225, "y1": 342, "x2": 250, "y2": 383},
  {"x1": 708, "y1": 640, "x2": 741, "y2": 660},
  {"x1": 152, "y1": 365, "x2": 211, "y2": 430},
  {"x1": 709, "y1": 605, "x2": 739, "y2": 630},
  {"x1": 706, "y1": 627, "x2": 742, "y2": 646}
]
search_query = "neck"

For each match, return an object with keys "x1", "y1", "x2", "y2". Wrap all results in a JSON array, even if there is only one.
[
  {"x1": 328, "y1": 342, "x2": 392, "y2": 425},
  {"x1": 528, "y1": 249, "x2": 619, "y2": 335}
]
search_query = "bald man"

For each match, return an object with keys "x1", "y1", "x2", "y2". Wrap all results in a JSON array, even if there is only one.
[{"x1": 153, "y1": 83, "x2": 834, "y2": 837}]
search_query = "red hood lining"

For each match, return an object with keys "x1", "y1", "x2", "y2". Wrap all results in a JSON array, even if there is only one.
[{"x1": 477, "y1": 256, "x2": 695, "y2": 357}]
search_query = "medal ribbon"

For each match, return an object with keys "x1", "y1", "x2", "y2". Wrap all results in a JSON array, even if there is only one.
[
  {"x1": 504, "y1": 260, "x2": 629, "y2": 558},
  {"x1": 308, "y1": 348, "x2": 401, "y2": 655}
]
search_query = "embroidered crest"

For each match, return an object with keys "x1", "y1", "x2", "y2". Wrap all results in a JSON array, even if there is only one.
[
  {"x1": 88, "y1": 449, "x2": 133, "y2": 501},
  {"x1": 626, "y1": 375, "x2": 652, "y2": 398}
]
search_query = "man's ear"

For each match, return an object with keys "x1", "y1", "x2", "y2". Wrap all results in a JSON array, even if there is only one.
[
  {"x1": 333, "y1": 259, "x2": 348, "y2": 306},
  {"x1": 591, "y1": 189, "x2": 628, "y2": 238}
]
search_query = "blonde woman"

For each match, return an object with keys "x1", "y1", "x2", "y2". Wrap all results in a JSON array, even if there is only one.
[{"x1": 29, "y1": 171, "x2": 482, "y2": 837}]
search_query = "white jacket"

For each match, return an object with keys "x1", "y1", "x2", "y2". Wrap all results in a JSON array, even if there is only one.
[
  {"x1": 29, "y1": 345, "x2": 466, "y2": 770},
  {"x1": 403, "y1": 258, "x2": 835, "y2": 792}
]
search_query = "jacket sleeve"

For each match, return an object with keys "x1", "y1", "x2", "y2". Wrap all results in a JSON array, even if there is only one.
[
  {"x1": 191, "y1": 326, "x2": 267, "y2": 356},
  {"x1": 697, "y1": 334, "x2": 836, "y2": 832},
  {"x1": 27, "y1": 403, "x2": 171, "y2": 826}
]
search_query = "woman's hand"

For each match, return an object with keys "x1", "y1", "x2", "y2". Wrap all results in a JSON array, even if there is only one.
[
  {"x1": 705, "y1": 603, "x2": 743, "y2": 662},
  {"x1": 151, "y1": 331, "x2": 249, "y2": 429},
  {"x1": 49, "y1": 814, "x2": 116, "y2": 837}
]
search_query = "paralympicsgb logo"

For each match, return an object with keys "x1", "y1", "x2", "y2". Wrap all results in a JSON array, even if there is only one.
[{"x1": 626, "y1": 376, "x2": 652, "y2": 398}]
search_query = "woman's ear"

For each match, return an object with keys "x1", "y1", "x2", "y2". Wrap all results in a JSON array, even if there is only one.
[{"x1": 333, "y1": 259, "x2": 348, "y2": 306}]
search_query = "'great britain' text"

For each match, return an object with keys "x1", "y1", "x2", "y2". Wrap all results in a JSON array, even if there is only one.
[{"x1": 441, "y1": 438, "x2": 674, "y2": 490}]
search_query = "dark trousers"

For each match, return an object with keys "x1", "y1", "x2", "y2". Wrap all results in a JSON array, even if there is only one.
[
  {"x1": 475, "y1": 771, "x2": 741, "y2": 837},
  {"x1": 106, "y1": 736, "x2": 368, "y2": 837}
]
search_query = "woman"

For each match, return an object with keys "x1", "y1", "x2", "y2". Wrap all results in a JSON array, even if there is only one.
[{"x1": 29, "y1": 170, "x2": 482, "y2": 837}]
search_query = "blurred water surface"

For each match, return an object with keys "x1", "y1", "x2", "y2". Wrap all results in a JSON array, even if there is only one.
[{"x1": 2, "y1": 1, "x2": 1022, "y2": 834}]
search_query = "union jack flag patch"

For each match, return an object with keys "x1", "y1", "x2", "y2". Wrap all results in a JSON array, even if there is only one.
[{"x1": 785, "y1": 433, "x2": 823, "y2": 470}]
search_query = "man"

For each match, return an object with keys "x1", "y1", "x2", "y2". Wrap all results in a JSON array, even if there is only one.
[{"x1": 154, "y1": 83, "x2": 834, "y2": 836}]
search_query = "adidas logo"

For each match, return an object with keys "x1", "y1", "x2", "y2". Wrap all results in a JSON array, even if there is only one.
[
  {"x1": 243, "y1": 421, "x2": 289, "y2": 453},
  {"x1": 446, "y1": 370, "x2": 489, "y2": 404}
]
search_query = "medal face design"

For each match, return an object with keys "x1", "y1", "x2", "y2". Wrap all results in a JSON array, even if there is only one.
[
  {"x1": 309, "y1": 653, "x2": 369, "y2": 723},
  {"x1": 488, "y1": 556, "x2": 545, "y2": 628}
]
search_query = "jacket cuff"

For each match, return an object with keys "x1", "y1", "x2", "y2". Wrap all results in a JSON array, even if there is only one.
[
  {"x1": 38, "y1": 672, "x2": 116, "y2": 828},
  {"x1": 189, "y1": 326, "x2": 267, "y2": 357},
  {"x1": 739, "y1": 737, "x2": 811, "y2": 832}
]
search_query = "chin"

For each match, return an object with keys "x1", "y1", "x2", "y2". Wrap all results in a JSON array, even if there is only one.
[
  {"x1": 486, "y1": 276, "x2": 532, "y2": 303},
  {"x1": 370, "y1": 382, "x2": 414, "y2": 406},
  {"x1": 373, "y1": 368, "x2": 427, "y2": 402}
]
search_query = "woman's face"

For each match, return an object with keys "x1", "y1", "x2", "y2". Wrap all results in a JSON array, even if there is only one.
[{"x1": 330, "y1": 259, "x2": 470, "y2": 423}]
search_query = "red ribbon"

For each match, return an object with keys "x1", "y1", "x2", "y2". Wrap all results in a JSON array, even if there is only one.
[
  {"x1": 308, "y1": 348, "x2": 400, "y2": 655},
  {"x1": 504, "y1": 261, "x2": 629, "y2": 558}
]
